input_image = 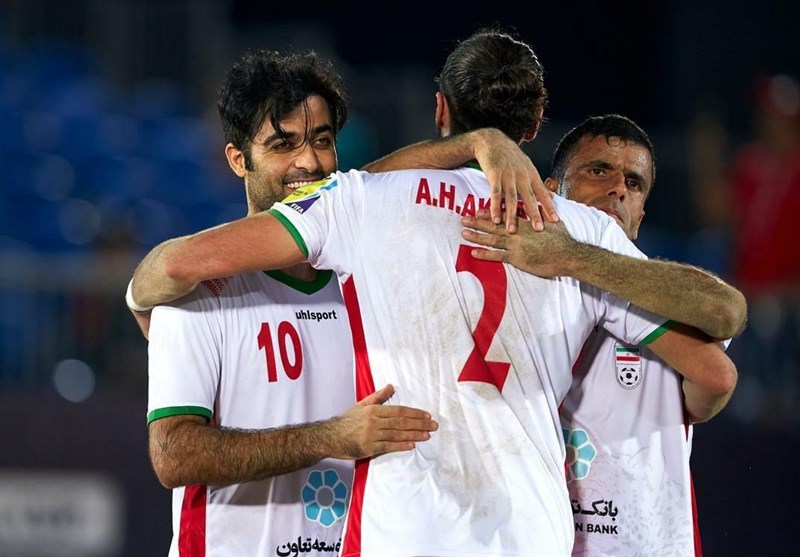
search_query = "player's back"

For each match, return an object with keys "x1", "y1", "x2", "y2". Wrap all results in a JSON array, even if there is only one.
[{"x1": 273, "y1": 168, "x2": 663, "y2": 557}]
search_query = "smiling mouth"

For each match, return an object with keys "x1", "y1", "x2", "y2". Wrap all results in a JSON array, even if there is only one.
[{"x1": 285, "y1": 180, "x2": 317, "y2": 190}]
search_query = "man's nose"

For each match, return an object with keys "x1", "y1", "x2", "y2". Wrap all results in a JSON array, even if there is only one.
[
  {"x1": 607, "y1": 172, "x2": 626, "y2": 198},
  {"x1": 293, "y1": 142, "x2": 321, "y2": 171}
]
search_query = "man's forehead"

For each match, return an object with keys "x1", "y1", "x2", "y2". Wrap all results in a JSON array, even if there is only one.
[
  {"x1": 572, "y1": 135, "x2": 653, "y2": 175},
  {"x1": 253, "y1": 97, "x2": 334, "y2": 143}
]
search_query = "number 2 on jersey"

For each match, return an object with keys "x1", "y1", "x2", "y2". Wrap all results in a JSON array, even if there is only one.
[
  {"x1": 455, "y1": 244, "x2": 511, "y2": 391},
  {"x1": 257, "y1": 321, "x2": 303, "y2": 382}
]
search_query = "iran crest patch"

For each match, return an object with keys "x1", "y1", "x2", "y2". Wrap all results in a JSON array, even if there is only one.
[{"x1": 615, "y1": 345, "x2": 642, "y2": 389}]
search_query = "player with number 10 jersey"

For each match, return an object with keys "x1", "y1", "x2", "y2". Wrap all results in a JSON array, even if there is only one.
[{"x1": 147, "y1": 271, "x2": 354, "y2": 556}]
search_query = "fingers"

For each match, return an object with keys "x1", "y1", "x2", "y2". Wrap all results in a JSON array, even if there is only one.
[
  {"x1": 489, "y1": 182, "x2": 504, "y2": 226},
  {"x1": 528, "y1": 164, "x2": 558, "y2": 226},
  {"x1": 504, "y1": 178, "x2": 519, "y2": 234},
  {"x1": 518, "y1": 184, "x2": 543, "y2": 232},
  {"x1": 536, "y1": 187, "x2": 559, "y2": 224},
  {"x1": 468, "y1": 247, "x2": 506, "y2": 263},
  {"x1": 376, "y1": 404, "x2": 436, "y2": 424},
  {"x1": 461, "y1": 228, "x2": 497, "y2": 248},
  {"x1": 363, "y1": 407, "x2": 439, "y2": 457},
  {"x1": 462, "y1": 215, "x2": 505, "y2": 235},
  {"x1": 358, "y1": 384, "x2": 395, "y2": 406}
]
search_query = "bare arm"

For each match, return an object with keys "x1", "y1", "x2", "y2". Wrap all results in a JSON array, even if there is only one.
[
  {"x1": 149, "y1": 385, "x2": 438, "y2": 489},
  {"x1": 461, "y1": 216, "x2": 748, "y2": 340},
  {"x1": 130, "y1": 212, "x2": 304, "y2": 310},
  {"x1": 364, "y1": 128, "x2": 558, "y2": 233},
  {"x1": 647, "y1": 324, "x2": 738, "y2": 423}
]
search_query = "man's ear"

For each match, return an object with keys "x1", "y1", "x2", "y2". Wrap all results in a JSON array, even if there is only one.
[
  {"x1": 522, "y1": 108, "x2": 545, "y2": 142},
  {"x1": 544, "y1": 177, "x2": 559, "y2": 193},
  {"x1": 225, "y1": 143, "x2": 247, "y2": 178},
  {"x1": 435, "y1": 92, "x2": 450, "y2": 136}
]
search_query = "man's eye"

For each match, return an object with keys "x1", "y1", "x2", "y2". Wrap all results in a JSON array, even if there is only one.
[
  {"x1": 315, "y1": 137, "x2": 333, "y2": 147},
  {"x1": 589, "y1": 168, "x2": 605, "y2": 176},
  {"x1": 626, "y1": 179, "x2": 642, "y2": 190}
]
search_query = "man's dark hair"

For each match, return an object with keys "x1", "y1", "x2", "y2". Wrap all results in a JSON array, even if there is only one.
[
  {"x1": 436, "y1": 28, "x2": 547, "y2": 142},
  {"x1": 550, "y1": 114, "x2": 656, "y2": 185},
  {"x1": 217, "y1": 49, "x2": 348, "y2": 170}
]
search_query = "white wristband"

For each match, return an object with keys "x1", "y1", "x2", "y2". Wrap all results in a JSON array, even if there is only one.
[{"x1": 125, "y1": 279, "x2": 153, "y2": 313}]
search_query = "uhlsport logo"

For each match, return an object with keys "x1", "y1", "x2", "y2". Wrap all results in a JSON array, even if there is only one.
[
  {"x1": 283, "y1": 177, "x2": 339, "y2": 214},
  {"x1": 615, "y1": 345, "x2": 642, "y2": 389},
  {"x1": 301, "y1": 468, "x2": 348, "y2": 527},
  {"x1": 563, "y1": 427, "x2": 597, "y2": 482}
]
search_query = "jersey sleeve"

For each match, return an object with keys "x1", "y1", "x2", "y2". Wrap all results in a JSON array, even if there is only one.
[
  {"x1": 146, "y1": 286, "x2": 222, "y2": 424},
  {"x1": 554, "y1": 197, "x2": 672, "y2": 345},
  {"x1": 269, "y1": 169, "x2": 364, "y2": 280}
]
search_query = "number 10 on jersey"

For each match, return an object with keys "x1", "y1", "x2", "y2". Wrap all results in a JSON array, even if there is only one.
[{"x1": 257, "y1": 321, "x2": 303, "y2": 382}]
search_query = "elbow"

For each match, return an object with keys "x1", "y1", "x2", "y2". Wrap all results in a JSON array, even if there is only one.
[
  {"x1": 717, "y1": 290, "x2": 747, "y2": 339},
  {"x1": 715, "y1": 358, "x2": 739, "y2": 397},
  {"x1": 162, "y1": 246, "x2": 203, "y2": 286},
  {"x1": 708, "y1": 290, "x2": 749, "y2": 340},
  {"x1": 148, "y1": 448, "x2": 184, "y2": 489},
  {"x1": 704, "y1": 353, "x2": 739, "y2": 399},
  {"x1": 686, "y1": 359, "x2": 738, "y2": 424},
  {"x1": 152, "y1": 465, "x2": 182, "y2": 490}
]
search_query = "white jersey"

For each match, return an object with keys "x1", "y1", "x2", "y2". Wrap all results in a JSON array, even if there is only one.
[
  {"x1": 270, "y1": 168, "x2": 670, "y2": 557},
  {"x1": 147, "y1": 270, "x2": 354, "y2": 557},
  {"x1": 562, "y1": 332, "x2": 731, "y2": 557},
  {"x1": 561, "y1": 330, "x2": 696, "y2": 557}
]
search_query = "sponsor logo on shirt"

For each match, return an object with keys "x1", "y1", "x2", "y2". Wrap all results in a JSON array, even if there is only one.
[
  {"x1": 615, "y1": 345, "x2": 642, "y2": 389},
  {"x1": 295, "y1": 309, "x2": 339, "y2": 321},
  {"x1": 275, "y1": 472, "x2": 346, "y2": 555},
  {"x1": 563, "y1": 427, "x2": 597, "y2": 482},
  {"x1": 275, "y1": 536, "x2": 341, "y2": 556},
  {"x1": 282, "y1": 177, "x2": 339, "y2": 214},
  {"x1": 571, "y1": 498, "x2": 620, "y2": 535},
  {"x1": 301, "y1": 468, "x2": 347, "y2": 527}
]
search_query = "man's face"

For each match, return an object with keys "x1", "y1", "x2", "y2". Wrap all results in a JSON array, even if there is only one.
[
  {"x1": 242, "y1": 94, "x2": 337, "y2": 213},
  {"x1": 551, "y1": 135, "x2": 653, "y2": 240}
]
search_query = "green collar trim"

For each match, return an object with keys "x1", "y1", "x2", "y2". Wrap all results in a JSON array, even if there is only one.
[{"x1": 263, "y1": 268, "x2": 334, "y2": 294}]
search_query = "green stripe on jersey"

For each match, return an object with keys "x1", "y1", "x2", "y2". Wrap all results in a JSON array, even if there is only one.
[
  {"x1": 264, "y1": 269, "x2": 333, "y2": 294},
  {"x1": 640, "y1": 320, "x2": 677, "y2": 345},
  {"x1": 269, "y1": 208, "x2": 309, "y2": 257},
  {"x1": 147, "y1": 406, "x2": 212, "y2": 424}
]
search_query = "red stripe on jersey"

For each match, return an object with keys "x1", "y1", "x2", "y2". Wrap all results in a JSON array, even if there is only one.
[
  {"x1": 341, "y1": 277, "x2": 376, "y2": 400},
  {"x1": 683, "y1": 406, "x2": 702, "y2": 556},
  {"x1": 616, "y1": 356, "x2": 640, "y2": 362},
  {"x1": 178, "y1": 484, "x2": 207, "y2": 557},
  {"x1": 690, "y1": 473, "x2": 703, "y2": 556},
  {"x1": 340, "y1": 276, "x2": 375, "y2": 557},
  {"x1": 341, "y1": 458, "x2": 370, "y2": 557}
]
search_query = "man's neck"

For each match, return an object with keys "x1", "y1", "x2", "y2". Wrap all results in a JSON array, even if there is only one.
[{"x1": 279, "y1": 262, "x2": 317, "y2": 281}]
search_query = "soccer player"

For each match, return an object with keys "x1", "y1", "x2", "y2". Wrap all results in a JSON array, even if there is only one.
[
  {"x1": 129, "y1": 30, "x2": 736, "y2": 556},
  {"x1": 129, "y1": 50, "x2": 439, "y2": 557},
  {"x1": 462, "y1": 114, "x2": 745, "y2": 556}
]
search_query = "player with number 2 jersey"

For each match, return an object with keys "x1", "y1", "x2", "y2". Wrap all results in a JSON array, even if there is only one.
[{"x1": 269, "y1": 167, "x2": 673, "y2": 557}]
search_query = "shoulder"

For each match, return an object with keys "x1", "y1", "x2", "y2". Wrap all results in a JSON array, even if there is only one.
[
  {"x1": 200, "y1": 277, "x2": 231, "y2": 297},
  {"x1": 553, "y1": 196, "x2": 614, "y2": 237}
]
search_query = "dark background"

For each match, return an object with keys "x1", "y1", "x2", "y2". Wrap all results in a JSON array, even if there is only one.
[{"x1": 0, "y1": 1, "x2": 798, "y2": 555}]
